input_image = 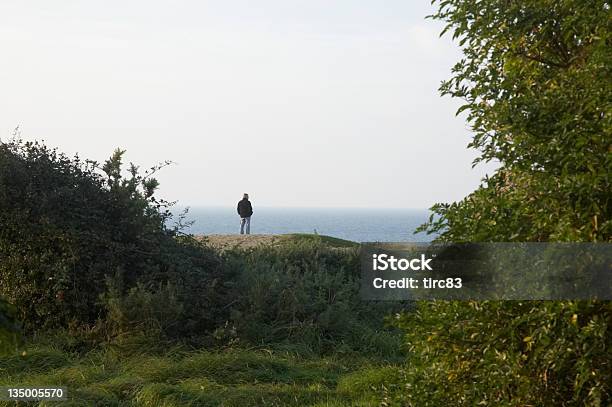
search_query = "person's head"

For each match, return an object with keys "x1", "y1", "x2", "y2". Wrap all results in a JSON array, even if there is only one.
[{"x1": 243, "y1": 193, "x2": 249, "y2": 199}]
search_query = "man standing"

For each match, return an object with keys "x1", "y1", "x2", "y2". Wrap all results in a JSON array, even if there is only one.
[{"x1": 237, "y1": 193, "x2": 253, "y2": 235}]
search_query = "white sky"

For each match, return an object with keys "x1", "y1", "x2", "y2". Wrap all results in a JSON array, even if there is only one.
[{"x1": 0, "y1": 0, "x2": 497, "y2": 208}]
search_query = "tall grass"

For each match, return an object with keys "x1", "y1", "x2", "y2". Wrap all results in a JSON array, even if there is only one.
[{"x1": 0, "y1": 343, "x2": 399, "y2": 406}]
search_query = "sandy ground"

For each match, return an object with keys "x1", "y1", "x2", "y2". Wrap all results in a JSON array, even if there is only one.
[{"x1": 196, "y1": 234, "x2": 288, "y2": 250}]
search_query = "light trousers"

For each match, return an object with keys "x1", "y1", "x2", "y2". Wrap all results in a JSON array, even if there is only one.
[{"x1": 240, "y1": 217, "x2": 251, "y2": 234}]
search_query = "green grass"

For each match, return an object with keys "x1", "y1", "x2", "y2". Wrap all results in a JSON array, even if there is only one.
[
  {"x1": 285, "y1": 234, "x2": 359, "y2": 248},
  {"x1": 0, "y1": 343, "x2": 402, "y2": 406}
]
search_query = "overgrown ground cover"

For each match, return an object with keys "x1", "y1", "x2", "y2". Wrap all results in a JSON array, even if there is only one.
[
  {"x1": 0, "y1": 232, "x2": 403, "y2": 406},
  {"x1": 0, "y1": 336, "x2": 404, "y2": 406}
]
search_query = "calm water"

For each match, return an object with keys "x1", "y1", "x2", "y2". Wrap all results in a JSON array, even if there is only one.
[{"x1": 174, "y1": 207, "x2": 435, "y2": 242}]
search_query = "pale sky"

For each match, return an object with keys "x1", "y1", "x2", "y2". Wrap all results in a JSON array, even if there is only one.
[{"x1": 0, "y1": 0, "x2": 497, "y2": 208}]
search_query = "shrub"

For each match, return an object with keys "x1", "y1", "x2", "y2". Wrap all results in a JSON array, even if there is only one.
[
  {"x1": 221, "y1": 238, "x2": 405, "y2": 356},
  {"x1": 390, "y1": 1, "x2": 612, "y2": 405},
  {"x1": 0, "y1": 138, "x2": 227, "y2": 338},
  {"x1": 392, "y1": 301, "x2": 612, "y2": 406}
]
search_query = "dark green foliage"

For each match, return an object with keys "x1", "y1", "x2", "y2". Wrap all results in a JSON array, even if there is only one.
[
  {"x1": 394, "y1": 1, "x2": 612, "y2": 405},
  {"x1": 0, "y1": 138, "x2": 226, "y2": 338},
  {"x1": 98, "y1": 236, "x2": 230, "y2": 344},
  {"x1": 221, "y1": 238, "x2": 404, "y2": 356},
  {"x1": 0, "y1": 297, "x2": 20, "y2": 354}
]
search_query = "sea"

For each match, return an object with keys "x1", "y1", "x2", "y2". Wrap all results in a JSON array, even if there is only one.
[{"x1": 173, "y1": 207, "x2": 435, "y2": 242}]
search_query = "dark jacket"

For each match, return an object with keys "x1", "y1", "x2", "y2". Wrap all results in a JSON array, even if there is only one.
[{"x1": 237, "y1": 199, "x2": 253, "y2": 218}]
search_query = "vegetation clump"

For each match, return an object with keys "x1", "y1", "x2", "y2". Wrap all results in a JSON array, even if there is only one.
[
  {"x1": 0, "y1": 137, "x2": 402, "y2": 359},
  {"x1": 395, "y1": 0, "x2": 611, "y2": 405},
  {"x1": 0, "y1": 139, "x2": 229, "y2": 341}
]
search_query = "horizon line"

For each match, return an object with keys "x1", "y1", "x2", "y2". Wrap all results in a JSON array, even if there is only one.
[{"x1": 173, "y1": 205, "x2": 431, "y2": 210}]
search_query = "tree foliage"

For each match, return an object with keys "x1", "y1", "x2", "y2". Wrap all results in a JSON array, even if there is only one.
[
  {"x1": 419, "y1": 0, "x2": 610, "y2": 243},
  {"x1": 398, "y1": 1, "x2": 611, "y2": 405}
]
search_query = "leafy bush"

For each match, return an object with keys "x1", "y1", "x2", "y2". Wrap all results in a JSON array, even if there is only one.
[
  {"x1": 391, "y1": 1, "x2": 612, "y2": 405},
  {"x1": 0, "y1": 138, "x2": 227, "y2": 338},
  {"x1": 393, "y1": 301, "x2": 612, "y2": 406}
]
